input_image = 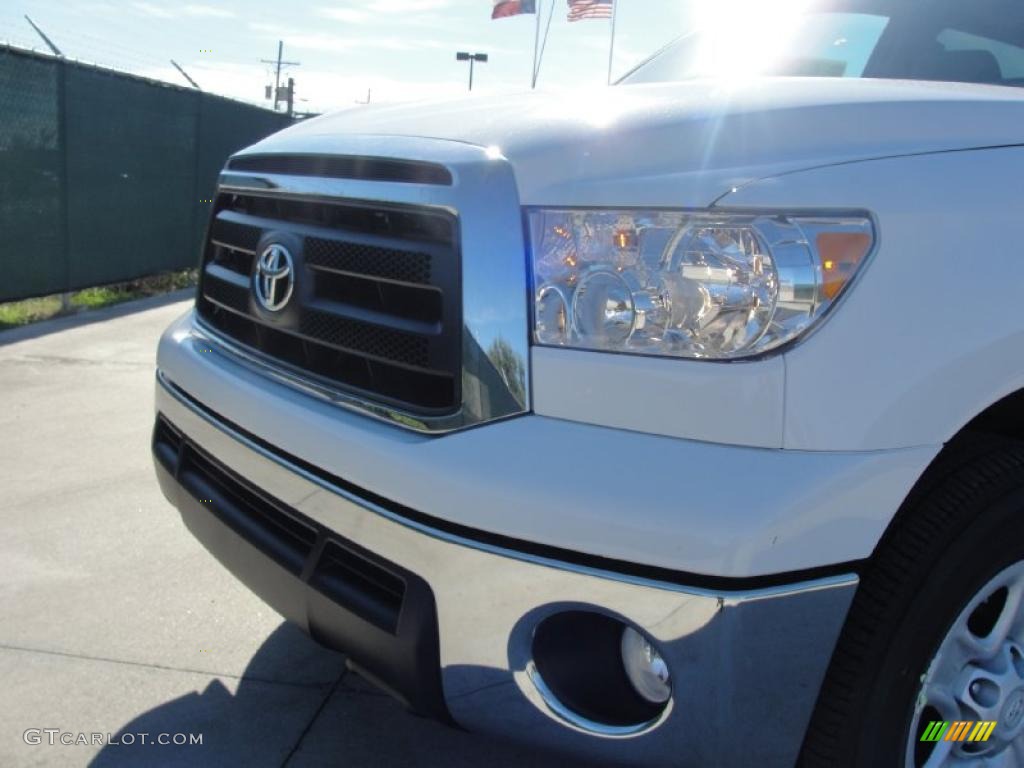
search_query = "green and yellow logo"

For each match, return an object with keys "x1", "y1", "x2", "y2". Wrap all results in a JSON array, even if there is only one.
[{"x1": 920, "y1": 721, "x2": 997, "y2": 743}]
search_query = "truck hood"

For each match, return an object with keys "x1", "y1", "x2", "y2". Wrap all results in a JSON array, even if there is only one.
[{"x1": 251, "y1": 77, "x2": 1024, "y2": 206}]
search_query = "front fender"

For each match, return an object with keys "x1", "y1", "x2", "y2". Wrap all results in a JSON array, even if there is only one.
[{"x1": 717, "y1": 145, "x2": 1024, "y2": 452}]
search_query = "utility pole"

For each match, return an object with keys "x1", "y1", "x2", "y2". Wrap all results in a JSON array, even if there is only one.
[
  {"x1": 24, "y1": 15, "x2": 63, "y2": 57},
  {"x1": 285, "y1": 77, "x2": 294, "y2": 117},
  {"x1": 260, "y1": 41, "x2": 300, "y2": 111},
  {"x1": 456, "y1": 51, "x2": 488, "y2": 92},
  {"x1": 170, "y1": 60, "x2": 201, "y2": 90}
]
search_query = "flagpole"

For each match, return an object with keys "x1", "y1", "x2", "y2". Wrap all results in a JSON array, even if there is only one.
[
  {"x1": 534, "y1": 0, "x2": 555, "y2": 87},
  {"x1": 606, "y1": 0, "x2": 619, "y2": 85},
  {"x1": 531, "y1": 0, "x2": 542, "y2": 88}
]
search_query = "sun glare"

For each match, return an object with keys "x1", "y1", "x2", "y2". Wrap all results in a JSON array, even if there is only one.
[{"x1": 693, "y1": 0, "x2": 815, "y2": 80}]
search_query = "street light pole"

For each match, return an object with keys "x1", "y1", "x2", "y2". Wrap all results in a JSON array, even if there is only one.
[{"x1": 456, "y1": 51, "x2": 489, "y2": 91}]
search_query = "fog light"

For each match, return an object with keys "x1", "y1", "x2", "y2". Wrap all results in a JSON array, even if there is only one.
[
  {"x1": 530, "y1": 611, "x2": 671, "y2": 731},
  {"x1": 621, "y1": 627, "x2": 671, "y2": 704}
]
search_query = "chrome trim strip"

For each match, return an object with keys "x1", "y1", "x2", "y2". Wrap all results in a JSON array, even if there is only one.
[
  {"x1": 189, "y1": 319, "x2": 524, "y2": 435},
  {"x1": 524, "y1": 661, "x2": 675, "y2": 738},
  {"x1": 156, "y1": 374, "x2": 857, "y2": 766},
  {"x1": 210, "y1": 238, "x2": 255, "y2": 255},
  {"x1": 208, "y1": 135, "x2": 530, "y2": 433}
]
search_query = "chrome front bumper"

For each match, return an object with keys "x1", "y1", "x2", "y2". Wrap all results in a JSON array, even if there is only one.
[{"x1": 154, "y1": 375, "x2": 855, "y2": 767}]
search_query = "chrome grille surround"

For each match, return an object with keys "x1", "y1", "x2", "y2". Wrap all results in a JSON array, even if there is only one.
[{"x1": 196, "y1": 135, "x2": 530, "y2": 433}]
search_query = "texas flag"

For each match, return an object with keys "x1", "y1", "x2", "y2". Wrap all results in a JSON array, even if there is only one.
[{"x1": 492, "y1": 0, "x2": 536, "y2": 19}]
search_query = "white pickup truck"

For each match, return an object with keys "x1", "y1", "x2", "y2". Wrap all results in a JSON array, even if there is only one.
[{"x1": 152, "y1": 1, "x2": 1024, "y2": 766}]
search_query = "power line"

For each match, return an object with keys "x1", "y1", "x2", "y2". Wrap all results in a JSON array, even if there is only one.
[
  {"x1": 1, "y1": 12, "x2": 166, "y2": 69},
  {"x1": 0, "y1": 12, "x2": 266, "y2": 106},
  {"x1": 0, "y1": 31, "x2": 46, "y2": 52}
]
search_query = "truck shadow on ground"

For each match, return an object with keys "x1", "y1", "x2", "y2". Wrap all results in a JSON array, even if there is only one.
[{"x1": 88, "y1": 622, "x2": 585, "y2": 768}]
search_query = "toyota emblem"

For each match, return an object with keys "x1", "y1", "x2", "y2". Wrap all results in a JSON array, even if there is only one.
[{"x1": 253, "y1": 243, "x2": 295, "y2": 312}]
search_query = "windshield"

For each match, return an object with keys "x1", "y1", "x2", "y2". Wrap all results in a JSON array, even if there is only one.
[{"x1": 622, "y1": 0, "x2": 1024, "y2": 88}]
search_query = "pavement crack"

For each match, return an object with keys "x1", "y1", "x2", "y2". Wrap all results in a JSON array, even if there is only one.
[
  {"x1": 447, "y1": 678, "x2": 514, "y2": 701},
  {"x1": 281, "y1": 666, "x2": 348, "y2": 767},
  {"x1": 0, "y1": 642, "x2": 329, "y2": 690}
]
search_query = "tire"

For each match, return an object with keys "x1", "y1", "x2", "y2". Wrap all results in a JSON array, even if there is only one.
[{"x1": 799, "y1": 434, "x2": 1024, "y2": 767}]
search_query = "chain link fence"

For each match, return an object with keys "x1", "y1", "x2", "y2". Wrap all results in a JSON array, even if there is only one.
[{"x1": 0, "y1": 45, "x2": 292, "y2": 302}]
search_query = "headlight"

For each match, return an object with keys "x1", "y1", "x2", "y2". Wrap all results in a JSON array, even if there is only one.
[{"x1": 528, "y1": 209, "x2": 873, "y2": 359}]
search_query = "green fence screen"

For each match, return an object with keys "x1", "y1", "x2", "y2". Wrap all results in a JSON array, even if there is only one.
[{"x1": 0, "y1": 45, "x2": 292, "y2": 302}]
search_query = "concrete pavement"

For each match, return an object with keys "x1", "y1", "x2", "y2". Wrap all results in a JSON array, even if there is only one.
[{"x1": 0, "y1": 294, "x2": 583, "y2": 767}]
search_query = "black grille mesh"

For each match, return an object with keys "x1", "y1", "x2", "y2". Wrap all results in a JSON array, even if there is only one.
[
  {"x1": 299, "y1": 310, "x2": 429, "y2": 368},
  {"x1": 305, "y1": 237, "x2": 431, "y2": 285}
]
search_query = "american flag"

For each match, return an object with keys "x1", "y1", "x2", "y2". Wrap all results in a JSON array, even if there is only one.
[{"x1": 567, "y1": 0, "x2": 613, "y2": 21}]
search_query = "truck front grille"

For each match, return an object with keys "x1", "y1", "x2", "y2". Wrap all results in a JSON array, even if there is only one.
[{"x1": 195, "y1": 192, "x2": 461, "y2": 413}]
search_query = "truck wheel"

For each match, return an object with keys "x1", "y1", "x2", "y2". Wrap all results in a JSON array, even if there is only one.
[{"x1": 799, "y1": 436, "x2": 1024, "y2": 767}]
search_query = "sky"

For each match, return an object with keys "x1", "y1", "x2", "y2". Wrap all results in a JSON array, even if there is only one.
[{"x1": 0, "y1": 1, "x2": 701, "y2": 114}]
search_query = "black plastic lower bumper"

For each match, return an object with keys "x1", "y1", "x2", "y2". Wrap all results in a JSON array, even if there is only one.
[{"x1": 152, "y1": 415, "x2": 449, "y2": 721}]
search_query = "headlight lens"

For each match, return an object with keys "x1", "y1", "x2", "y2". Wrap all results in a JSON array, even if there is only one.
[{"x1": 528, "y1": 209, "x2": 873, "y2": 359}]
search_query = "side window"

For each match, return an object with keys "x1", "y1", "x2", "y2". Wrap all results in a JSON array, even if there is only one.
[{"x1": 937, "y1": 28, "x2": 1024, "y2": 80}]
